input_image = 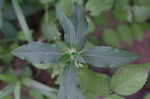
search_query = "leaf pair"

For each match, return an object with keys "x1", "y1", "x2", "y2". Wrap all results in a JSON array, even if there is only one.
[
  {"x1": 80, "y1": 64, "x2": 150, "y2": 98},
  {"x1": 12, "y1": 43, "x2": 138, "y2": 68}
]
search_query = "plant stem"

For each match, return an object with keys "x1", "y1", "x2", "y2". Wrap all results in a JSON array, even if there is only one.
[
  {"x1": 12, "y1": 0, "x2": 33, "y2": 42},
  {"x1": 14, "y1": 82, "x2": 21, "y2": 99},
  {"x1": 44, "y1": 4, "x2": 49, "y2": 22}
]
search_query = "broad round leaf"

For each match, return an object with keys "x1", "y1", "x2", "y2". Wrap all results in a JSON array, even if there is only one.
[
  {"x1": 80, "y1": 68, "x2": 110, "y2": 98},
  {"x1": 93, "y1": 14, "x2": 108, "y2": 26},
  {"x1": 113, "y1": 0, "x2": 129, "y2": 22},
  {"x1": 113, "y1": 8, "x2": 128, "y2": 22},
  {"x1": 41, "y1": 20, "x2": 60, "y2": 40},
  {"x1": 59, "y1": 0, "x2": 83, "y2": 16},
  {"x1": 86, "y1": 0, "x2": 113, "y2": 16},
  {"x1": 103, "y1": 29, "x2": 119, "y2": 47},
  {"x1": 117, "y1": 25, "x2": 133, "y2": 45},
  {"x1": 111, "y1": 64, "x2": 149, "y2": 96},
  {"x1": 131, "y1": 23, "x2": 144, "y2": 41}
]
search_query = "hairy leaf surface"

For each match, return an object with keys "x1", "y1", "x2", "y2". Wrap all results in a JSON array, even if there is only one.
[
  {"x1": 12, "y1": 42, "x2": 62, "y2": 64},
  {"x1": 57, "y1": 65, "x2": 84, "y2": 99},
  {"x1": 56, "y1": 4, "x2": 87, "y2": 48},
  {"x1": 82, "y1": 46, "x2": 138, "y2": 68}
]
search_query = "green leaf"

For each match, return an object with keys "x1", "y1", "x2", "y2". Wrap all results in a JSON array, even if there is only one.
[
  {"x1": 0, "y1": 12, "x2": 2, "y2": 29},
  {"x1": 0, "y1": 74, "x2": 18, "y2": 83},
  {"x1": 59, "y1": 0, "x2": 83, "y2": 16},
  {"x1": 56, "y1": 5, "x2": 75, "y2": 46},
  {"x1": 0, "y1": 85, "x2": 14, "y2": 98},
  {"x1": 39, "y1": 0, "x2": 54, "y2": 4},
  {"x1": 113, "y1": 8, "x2": 128, "y2": 22},
  {"x1": 114, "y1": 0, "x2": 129, "y2": 8},
  {"x1": 132, "y1": 5, "x2": 150, "y2": 23},
  {"x1": 82, "y1": 46, "x2": 138, "y2": 68},
  {"x1": 1, "y1": 20, "x2": 17, "y2": 41},
  {"x1": 57, "y1": 65, "x2": 84, "y2": 99},
  {"x1": 72, "y1": 4, "x2": 88, "y2": 35},
  {"x1": 23, "y1": 78, "x2": 57, "y2": 98},
  {"x1": 144, "y1": 94, "x2": 150, "y2": 99},
  {"x1": 23, "y1": 78, "x2": 57, "y2": 92},
  {"x1": 20, "y1": 67, "x2": 32, "y2": 77},
  {"x1": 104, "y1": 95, "x2": 124, "y2": 99},
  {"x1": 86, "y1": 0, "x2": 113, "y2": 16},
  {"x1": 56, "y1": 4, "x2": 87, "y2": 48},
  {"x1": 12, "y1": 0, "x2": 33, "y2": 42},
  {"x1": 41, "y1": 16, "x2": 60, "y2": 40},
  {"x1": 87, "y1": 17, "x2": 95, "y2": 34},
  {"x1": 93, "y1": 14, "x2": 108, "y2": 26},
  {"x1": 103, "y1": 29, "x2": 119, "y2": 47},
  {"x1": 2, "y1": 96, "x2": 12, "y2": 99},
  {"x1": 3, "y1": 4, "x2": 42, "y2": 20},
  {"x1": 37, "y1": 89, "x2": 57, "y2": 99},
  {"x1": 72, "y1": 4, "x2": 88, "y2": 45},
  {"x1": 0, "y1": 0, "x2": 4, "y2": 8},
  {"x1": 33, "y1": 64, "x2": 52, "y2": 70},
  {"x1": 139, "y1": 23, "x2": 150, "y2": 30},
  {"x1": 111, "y1": 64, "x2": 149, "y2": 96},
  {"x1": 79, "y1": 68, "x2": 110, "y2": 98},
  {"x1": 14, "y1": 82, "x2": 21, "y2": 99},
  {"x1": 117, "y1": 25, "x2": 133, "y2": 45},
  {"x1": 29, "y1": 89, "x2": 45, "y2": 99},
  {"x1": 134, "y1": 0, "x2": 150, "y2": 8},
  {"x1": 131, "y1": 23, "x2": 144, "y2": 41},
  {"x1": 12, "y1": 42, "x2": 62, "y2": 64},
  {"x1": 113, "y1": 0, "x2": 129, "y2": 22}
]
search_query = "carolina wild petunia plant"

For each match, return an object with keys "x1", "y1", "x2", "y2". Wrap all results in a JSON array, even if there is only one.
[{"x1": 12, "y1": 3, "x2": 141, "y2": 99}]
